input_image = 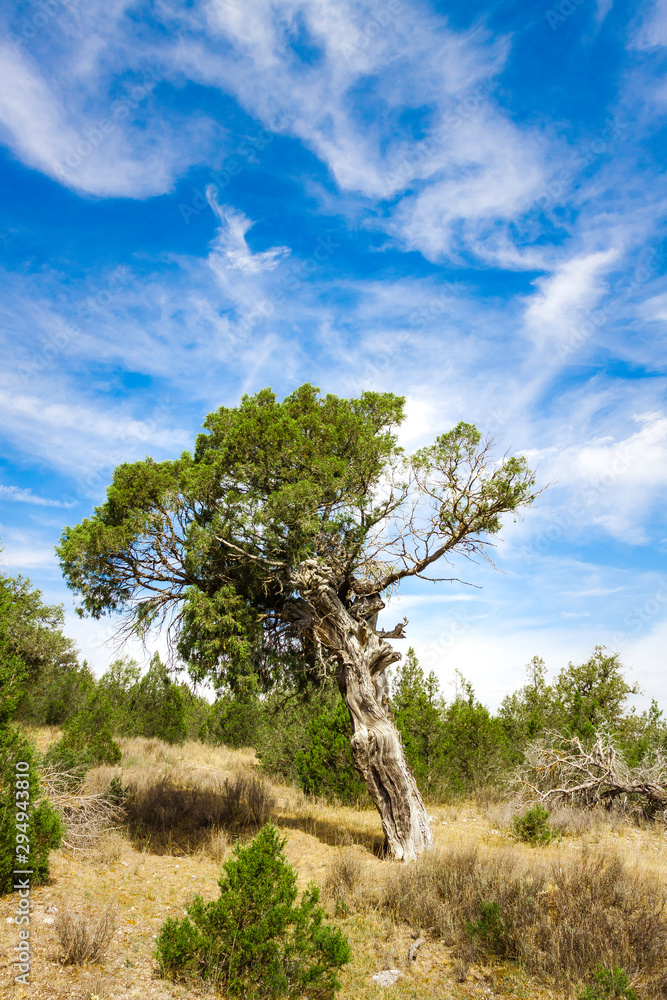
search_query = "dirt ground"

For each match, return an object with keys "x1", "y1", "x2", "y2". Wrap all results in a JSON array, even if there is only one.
[{"x1": 2, "y1": 735, "x2": 665, "y2": 1000}]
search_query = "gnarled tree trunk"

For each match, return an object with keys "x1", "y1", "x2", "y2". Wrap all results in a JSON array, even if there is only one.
[{"x1": 289, "y1": 560, "x2": 433, "y2": 861}]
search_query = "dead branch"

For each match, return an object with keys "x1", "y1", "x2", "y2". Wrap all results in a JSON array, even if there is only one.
[
  {"x1": 516, "y1": 731, "x2": 667, "y2": 820},
  {"x1": 40, "y1": 768, "x2": 126, "y2": 854}
]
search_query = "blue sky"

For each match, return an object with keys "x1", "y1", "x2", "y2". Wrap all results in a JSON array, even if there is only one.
[{"x1": 1, "y1": 0, "x2": 667, "y2": 711}]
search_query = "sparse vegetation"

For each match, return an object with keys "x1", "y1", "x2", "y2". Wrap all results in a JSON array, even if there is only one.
[
  {"x1": 55, "y1": 900, "x2": 117, "y2": 964},
  {"x1": 578, "y1": 965, "x2": 638, "y2": 1000}
]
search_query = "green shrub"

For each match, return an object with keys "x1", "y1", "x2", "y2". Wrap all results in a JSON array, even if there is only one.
[
  {"x1": 155, "y1": 822, "x2": 350, "y2": 998},
  {"x1": 0, "y1": 725, "x2": 63, "y2": 894},
  {"x1": 464, "y1": 901, "x2": 514, "y2": 957},
  {"x1": 578, "y1": 965, "x2": 638, "y2": 1000},
  {"x1": 294, "y1": 699, "x2": 366, "y2": 804},
  {"x1": 512, "y1": 804, "x2": 554, "y2": 845},
  {"x1": 126, "y1": 654, "x2": 187, "y2": 744},
  {"x1": 201, "y1": 689, "x2": 264, "y2": 748},
  {"x1": 43, "y1": 693, "x2": 121, "y2": 786}
]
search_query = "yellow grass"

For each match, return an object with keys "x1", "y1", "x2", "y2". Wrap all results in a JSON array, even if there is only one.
[{"x1": 2, "y1": 732, "x2": 666, "y2": 999}]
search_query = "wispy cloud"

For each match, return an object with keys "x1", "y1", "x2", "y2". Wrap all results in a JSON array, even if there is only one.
[
  {"x1": 206, "y1": 188, "x2": 291, "y2": 273},
  {"x1": 0, "y1": 485, "x2": 77, "y2": 508}
]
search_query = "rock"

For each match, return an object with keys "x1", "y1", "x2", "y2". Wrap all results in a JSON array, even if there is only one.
[
  {"x1": 372, "y1": 969, "x2": 406, "y2": 986},
  {"x1": 407, "y1": 937, "x2": 424, "y2": 962}
]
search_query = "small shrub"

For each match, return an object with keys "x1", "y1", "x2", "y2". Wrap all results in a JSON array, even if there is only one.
[
  {"x1": 465, "y1": 901, "x2": 514, "y2": 957},
  {"x1": 55, "y1": 901, "x2": 117, "y2": 964},
  {"x1": 323, "y1": 850, "x2": 365, "y2": 915},
  {"x1": 512, "y1": 804, "x2": 554, "y2": 845},
  {"x1": 104, "y1": 774, "x2": 130, "y2": 809},
  {"x1": 155, "y1": 822, "x2": 351, "y2": 999},
  {"x1": 578, "y1": 965, "x2": 638, "y2": 1000},
  {"x1": 220, "y1": 774, "x2": 274, "y2": 827}
]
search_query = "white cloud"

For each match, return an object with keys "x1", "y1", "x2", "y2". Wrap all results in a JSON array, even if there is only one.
[
  {"x1": 0, "y1": 485, "x2": 76, "y2": 508},
  {"x1": 0, "y1": 384, "x2": 191, "y2": 479},
  {"x1": 630, "y1": 0, "x2": 667, "y2": 48},
  {"x1": 0, "y1": 39, "x2": 219, "y2": 198},
  {"x1": 206, "y1": 189, "x2": 291, "y2": 273},
  {"x1": 523, "y1": 249, "x2": 619, "y2": 348},
  {"x1": 518, "y1": 412, "x2": 667, "y2": 545},
  {"x1": 1, "y1": 1, "x2": 552, "y2": 260}
]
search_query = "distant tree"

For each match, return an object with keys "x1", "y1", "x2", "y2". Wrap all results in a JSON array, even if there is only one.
[
  {"x1": 440, "y1": 673, "x2": 507, "y2": 794},
  {"x1": 57, "y1": 384, "x2": 538, "y2": 860},
  {"x1": 553, "y1": 647, "x2": 640, "y2": 741},
  {"x1": 391, "y1": 649, "x2": 445, "y2": 797},
  {"x1": 498, "y1": 656, "x2": 556, "y2": 755},
  {"x1": 126, "y1": 653, "x2": 187, "y2": 744}
]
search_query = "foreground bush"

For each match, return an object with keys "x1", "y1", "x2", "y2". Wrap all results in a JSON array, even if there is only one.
[
  {"x1": 55, "y1": 901, "x2": 117, "y2": 964},
  {"x1": 155, "y1": 822, "x2": 350, "y2": 998},
  {"x1": 0, "y1": 726, "x2": 63, "y2": 894}
]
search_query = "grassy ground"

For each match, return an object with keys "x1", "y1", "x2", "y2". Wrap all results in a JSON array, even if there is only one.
[{"x1": 1, "y1": 732, "x2": 666, "y2": 1000}]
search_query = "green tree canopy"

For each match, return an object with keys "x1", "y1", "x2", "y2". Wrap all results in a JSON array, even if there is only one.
[{"x1": 58, "y1": 384, "x2": 537, "y2": 692}]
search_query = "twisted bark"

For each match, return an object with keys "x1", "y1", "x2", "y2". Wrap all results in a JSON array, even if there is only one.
[{"x1": 288, "y1": 559, "x2": 433, "y2": 861}]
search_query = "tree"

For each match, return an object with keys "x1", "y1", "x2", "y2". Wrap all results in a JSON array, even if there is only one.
[
  {"x1": 391, "y1": 649, "x2": 446, "y2": 797},
  {"x1": 57, "y1": 384, "x2": 538, "y2": 860},
  {"x1": 552, "y1": 646, "x2": 640, "y2": 740},
  {"x1": 498, "y1": 656, "x2": 556, "y2": 755},
  {"x1": 440, "y1": 673, "x2": 507, "y2": 794},
  {"x1": 126, "y1": 653, "x2": 187, "y2": 744}
]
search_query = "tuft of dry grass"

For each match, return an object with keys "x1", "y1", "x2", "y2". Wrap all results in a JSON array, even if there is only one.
[
  {"x1": 203, "y1": 827, "x2": 230, "y2": 863},
  {"x1": 323, "y1": 848, "x2": 367, "y2": 911},
  {"x1": 55, "y1": 901, "x2": 117, "y2": 965}
]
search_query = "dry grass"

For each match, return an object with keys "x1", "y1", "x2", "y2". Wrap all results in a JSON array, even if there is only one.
[
  {"x1": 123, "y1": 773, "x2": 275, "y2": 852},
  {"x1": 377, "y1": 842, "x2": 667, "y2": 995},
  {"x1": 55, "y1": 901, "x2": 117, "y2": 965},
  {"x1": 4, "y1": 731, "x2": 667, "y2": 1000}
]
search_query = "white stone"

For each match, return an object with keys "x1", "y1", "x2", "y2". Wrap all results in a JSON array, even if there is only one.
[{"x1": 372, "y1": 969, "x2": 406, "y2": 986}]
